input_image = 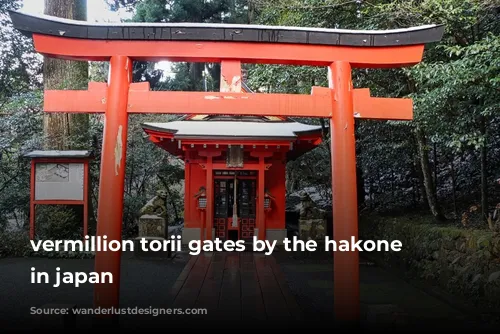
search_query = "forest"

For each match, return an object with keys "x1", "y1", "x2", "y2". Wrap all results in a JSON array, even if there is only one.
[{"x1": 0, "y1": 0, "x2": 499, "y2": 256}]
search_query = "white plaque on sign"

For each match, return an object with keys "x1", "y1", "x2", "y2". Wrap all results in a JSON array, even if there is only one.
[{"x1": 35, "y1": 163, "x2": 84, "y2": 201}]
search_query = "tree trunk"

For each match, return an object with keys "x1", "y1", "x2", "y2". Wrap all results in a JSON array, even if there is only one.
[
  {"x1": 207, "y1": 63, "x2": 221, "y2": 91},
  {"x1": 43, "y1": 0, "x2": 89, "y2": 150},
  {"x1": 43, "y1": 0, "x2": 90, "y2": 236},
  {"x1": 391, "y1": 168, "x2": 395, "y2": 198},
  {"x1": 354, "y1": 120, "x2": 365, "y2": 208},
  {"x1": 416, "y1": 126, "x2": 446, "y2": 222},
  {"x1": 433, "y1": 142, "x2": 438, "y2": 193},
  {"x1": 158, "y1": 175, "x2": 179, "y2": 221},
  {"x1": 248, "y1": 0, "x2": 255, "y2": 23},
  {"x1": 357, "y1": 164, "x2": 365, "y2": 207},
  {"x1": 450, "y1": 158, "x2": 457, "y2": 217},
  {"x1": 414, "y1": 144, "x2": 426, "y2": 206},
  {"x1": 479, "y1": 115, "x2": 488, "y2": 220},
  {"x1": 189, "y1": 62, "x2": 205, "y2": 91}
]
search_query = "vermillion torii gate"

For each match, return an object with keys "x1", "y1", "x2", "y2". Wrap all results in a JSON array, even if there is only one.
[{"x1": 10, "y1": 11, "x2": 444, "y2": 322}]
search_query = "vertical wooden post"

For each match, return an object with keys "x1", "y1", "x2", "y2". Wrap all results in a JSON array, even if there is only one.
[
  {"x1": 184, "y1": 152, "x2": 191, "y2": 228},
  {"x1": 200, "y1": 210, "x2": 205, "y2": 242},
  {"x1": 93, "y1": 55, "x2": 132, "y2": 314},
  {"x1": 328, "y1": 61, "x2": 360, "y2": 323},
  {"x1": 220, "y1": 60, "x2": 242, "y2": 93},
  {"x1": 219, "y1": 60, "x2": 242, "y2": 240},
  {"x1": 257, "y1": 156, "x2": 265, "y2": 240},
  {"x1": 205, "y1": 156, "x2": 213, "y2": 241},
  {"x1": 29, "y1": 159, "x2": 36, "y2": 240}
]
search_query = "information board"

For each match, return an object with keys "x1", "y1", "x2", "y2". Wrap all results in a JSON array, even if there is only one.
[{"x1": 34, "y1": 163, "x2": 84, "y2": 201}]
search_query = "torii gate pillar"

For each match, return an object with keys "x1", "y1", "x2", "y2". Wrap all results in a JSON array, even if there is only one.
[
  {"x1": 93, "y1": 56, "x2": 132, "y2": 311},
  {"x1": 329, "y1": 61, "x2": 359, "y2": 321}
]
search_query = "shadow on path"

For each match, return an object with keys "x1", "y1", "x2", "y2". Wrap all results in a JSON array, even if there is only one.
[
  {"x1": 274, "y1": 249, "x2": 499, "y2": 330},
  {"x1": 0, "y1": 251, "x2": 187, "y2": 330}
]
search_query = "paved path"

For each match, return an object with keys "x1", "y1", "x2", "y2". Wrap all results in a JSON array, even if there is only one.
[
  {"x1": 273, "y1": 250, "x2": 498, "y2": 330},
  {"x1": 1, "y1": 250, "x2": 498, "y2": 330},
  {"x1": 166, "y1": 252, "x2": 302, "y2": 322},
  {"x1": 0, "y1": 251, "x2": 187, "y2": 330},
  {"x1": 163, "y1": 250, "x2": 498, "y2": 329}
]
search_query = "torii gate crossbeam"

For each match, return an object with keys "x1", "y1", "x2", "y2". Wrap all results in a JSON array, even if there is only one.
[{"x1": 9, "y1": 10, "x2": 444, "y2": 326}]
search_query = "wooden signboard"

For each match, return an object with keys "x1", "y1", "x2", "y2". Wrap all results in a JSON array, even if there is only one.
[{"x1": 25, "y1": 150, "x2": 92, "y2": 240}]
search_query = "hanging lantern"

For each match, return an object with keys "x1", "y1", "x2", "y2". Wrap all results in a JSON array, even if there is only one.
[
  {"x1": 264, "y1": 197, "x2": 271, "y2": 209},
  {"x1": 198, "y1": 196, "x2": 207, "y2": 209},
  {"x1": 194, "y1": 186, "x2": 207, "y2": 209},
  {"x1": 263, "y1": 189, "x2": 274, "y2": 212}
]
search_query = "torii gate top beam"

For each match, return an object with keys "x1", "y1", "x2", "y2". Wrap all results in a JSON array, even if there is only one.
[{"x1": 9, "y1": 10, "x2": 444, "y2": 67}]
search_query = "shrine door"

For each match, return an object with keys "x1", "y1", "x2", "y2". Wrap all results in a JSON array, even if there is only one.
[{"x1": 213, "y1": 171, "x2": 257, "y2": 242}]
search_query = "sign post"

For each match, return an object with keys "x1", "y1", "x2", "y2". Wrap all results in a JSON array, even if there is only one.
[{"x1": 25, "y1": 150, "x2": 92, "y2": 240}]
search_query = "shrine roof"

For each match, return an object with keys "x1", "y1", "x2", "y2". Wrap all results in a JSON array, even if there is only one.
[
  {"x1": 141, "y1": 116, "x2": 322, "y2": 140},
  {"x1": 9, "y1": 10, "x2": 444, "y2": 47},
  {"x1": 24, "y1": 150, "x2": 92, "y2": 158}
]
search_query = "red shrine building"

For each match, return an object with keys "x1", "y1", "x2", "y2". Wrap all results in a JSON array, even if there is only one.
[{"x1": 142, "y1": 113, "x2": 323, "y2": 244}]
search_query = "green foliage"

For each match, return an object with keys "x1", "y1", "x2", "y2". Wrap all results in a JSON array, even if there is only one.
[
  {"x1": 121, "y1": 0, "x2": 251, "y2": 90},
  {"x1": 360, "y1": 213, "x2": 500, "y2": 309},
  {"x1": 250, "y1": 0, "x2": 500, "y2": 218},
  {"x1": 1, "y1": 0, "x2": 500, "y2": 257},
  {"x1": 410, "y1": 32, "x2": 500, "y2": 151},
  {"x1": 0, "y1": 230, "x2": 32, "y2": 258},
  {"x1": 0, "y1": 0, "x2": 41, "y2": 103},
  {"x1": 0, "y1": 91, "x2": 43, "y2": 227},
  {"x1": 133, "y1": 0, "x2": 169, "y2": 22},
  {"x1": 120, "y1": 114, "x2": 184, "y2": 236},
  {"x1": 35, "y1": 206, "x2": 83, "y2": 240},
  {"x1": 0, "y1": 1, "x2": 188, "y2": 255}
]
